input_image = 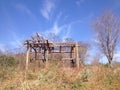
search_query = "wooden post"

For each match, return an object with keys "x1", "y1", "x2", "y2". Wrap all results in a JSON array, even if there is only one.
[
  {"x1": 70, "y1": 46, "x2": 73, "y2": 58},
  {"x1": 35, "y1": 51, "x2": 37, "y2": 60},
  {"x1": 70, "y1": 46, "x2": 73, "y2": 67},
  {"x1": 46, "y1": 49, "x2": 49, "y2": 68},
  {"x1": 75, "y1": 42, "x2": 79, "y2": 69},
  {"x1": 26, "y1": 49, "x2": 29, "y2": 72},
  {"x1": 25, "y1": 48, "x2": 30, "y2": 89},
  {"x1": 74, "y1": 46, "x2": 76, "y2": 65}
]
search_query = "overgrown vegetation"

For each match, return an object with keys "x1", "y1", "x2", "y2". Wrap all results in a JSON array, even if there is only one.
[
  {"x1": 0, "y1": 11, "x2": 120, "y2": 90},
  {"x1": 0, "y1": 56, "x2": 120, "y2": 90}
]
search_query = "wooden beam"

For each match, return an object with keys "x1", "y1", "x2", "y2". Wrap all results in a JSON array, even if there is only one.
[
  {"x1": 60, "y1": 46, "x2": 61, "y2": 53},
  {"x1": 25, "y1": 33, "x2": 82, "y2": 69},
  {"x1": 75, "y1": 42, "x2": 79, "y2": 69},
  {"x1": 50, "y1": 51, "x2": 74, "y2": 53}
]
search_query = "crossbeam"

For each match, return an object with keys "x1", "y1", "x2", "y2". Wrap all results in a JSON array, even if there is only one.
[{"x1": 25, "y1": 32, "x2": 80, "y2": 68}]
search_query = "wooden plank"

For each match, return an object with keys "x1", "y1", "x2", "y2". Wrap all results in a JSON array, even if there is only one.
[
  {"x1": 50, "y1": 51, "x2": 74, "y2": 53},
  {"x1": 62, "y1": 58, "x2": 75, "y2": 60}
]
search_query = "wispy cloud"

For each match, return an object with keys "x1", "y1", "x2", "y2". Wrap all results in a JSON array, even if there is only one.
[
  {"x1": 0, "y1": 30, "x2": 25, "y2": 53},
  {"x1": 76, "y1": 0, "x2": 85, "y2": 7},
  {"x1": 63, "y1": 15, "x2": 69, "y2": 22},
  {"x1": 10, "y1": 31, "x2": 24, "y2": 48},
  {"x1": 45, "y1": 23, "x2": 71, "y2": 42},
  {"x1": 40, "y1": 0, "x2": 57, "y2": 20},
  {"x1": 45, "y1": 20, "x2": 80, "y2": 41},
  {"x1": 62, "y1": 19, "x2": 82, "y2": 40},
  {"x1": 114, "y1": 51, "x2": 120, "y2": 59},
  {"x1": 45, "y1": 21, "x2": 64, "y2": 35},
  {"x1": 44, "y1": 12, "x2": 82, "y2": 41},
  {"x1": 16, "y1": 4, "x2": 36, "y2": 20},
  {"x1": 0, "y1": 44, "x2": 8, "y2": 53},
  {"x1": 112, "y1": 0, "x2": 120, "y2": 9},
  {"x1": 62, "y1": 24, "x2": 72, "y2": 40}
]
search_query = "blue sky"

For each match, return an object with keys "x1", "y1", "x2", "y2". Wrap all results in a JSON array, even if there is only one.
[{"x1": 0, "y1": 0, "x2": 120, "y2": 52}]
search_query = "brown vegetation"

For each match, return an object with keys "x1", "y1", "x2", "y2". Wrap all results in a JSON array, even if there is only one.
[{"x1": 1, "y1": 11, "x2": 120, "y2": 90}]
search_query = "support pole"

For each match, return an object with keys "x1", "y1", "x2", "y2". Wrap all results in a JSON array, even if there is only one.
[
  {"x1": 35, "y1": 50, "x2": 37, "y2": 60},
  {"x1": 75, "y1": 42, "x2": 79, "y2": 69},
  {"x1": 74, "y1": 46, "x2": 76, "y2": 65},
  {"x1": 46, "y1": 49, "x2": 49, "y2": 68},
  {"x1": 70, "y1": 46, "x2": 73, "y2": 67},
  {"x1": 26, "y1": 49, "x2": 29, "y2": 72},
  {"x1": 25, "y1": 48, "x2": 30, "y2": 89},
  {"x1": 60, "y1": 46, "x2": 61, "y2": 53}
]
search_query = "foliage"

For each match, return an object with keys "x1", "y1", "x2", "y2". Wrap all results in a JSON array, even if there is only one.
[
  {"x1": 0, "y1": 57, "x2": 120, "y2": 90},
  {"x1": 81, "y1": 68, "x2": 91, "y2": 82},
  {"x1": 0, "y1": 55, "x2": 16, "y2": 67}
]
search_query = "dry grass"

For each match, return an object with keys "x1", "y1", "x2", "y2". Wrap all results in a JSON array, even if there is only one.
[{"x1": 0, "y1": 62, "x2": 120, "y2": 90}]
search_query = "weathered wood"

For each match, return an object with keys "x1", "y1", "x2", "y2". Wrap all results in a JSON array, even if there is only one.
[
  {"x1": 26, "y1": 49, "x2": 29, "y2": 71},
  {"x1": 60, "y1": 46, "x2": 61, "y2": 53},
  {"x1": 46, "y1": 50, "x2": 49, "y2": 68},
  {"x1": 24, "y1": 33, "x2": 81, "y2": 68},
  {"x1": 76, "y1": 42, "x2": 79, "y2": 69},
  {"x1": 35, "y1": 50, "x2": 37, "y2": 60},
  {"x1": 50, "y1": 51, "x2": 74, "y2": 53},
  {"x1": 25, "y1": 48, "x2": 30, "y2": 86}
]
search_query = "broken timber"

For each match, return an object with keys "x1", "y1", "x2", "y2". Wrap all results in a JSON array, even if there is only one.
[{"x1": 24, "y1": 33, "x2": 80, "y2": 68}]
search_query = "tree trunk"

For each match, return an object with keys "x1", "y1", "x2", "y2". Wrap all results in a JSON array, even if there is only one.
[{"x1": 108, "y1": 58, "x2": 113, "y2": 68}]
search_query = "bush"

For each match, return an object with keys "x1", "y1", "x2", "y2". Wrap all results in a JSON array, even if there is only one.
[
  {"x1": 81, "y1": 68, "x2": 91, "y2": 82},
  {"x1": 7, "y1": 56, "x2": 15, "y2": 67},
  {"x1": 0, "y1": 55, "x2": 16, "y2": 68}
]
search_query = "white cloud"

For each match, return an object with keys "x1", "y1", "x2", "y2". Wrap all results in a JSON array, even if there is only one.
[
  {"x1": 40, "y1": 0, "x2": 56, "y2": 20},
  {"x1": 16, "y1": 4, "x2": 36, "y2": 20},
  {"x1": 99, "y1": 51, "x2": 120, "y2": 64},
  {"x1": 45, "y1": 18, "x2": 82, "y2": 41},
  {"x1": 0, "y1": 31, "x2": 26, "y2": 54},
  {"x1": 63, "y1": 15, "x2": 69, "y2": 22},
  {"x1": 61, "y1": 27, "x2": 71, "y2": 41},
  {"x1": 45, "y1": 21, "x2": 63, "y2": 35},
  {"x1": 76, "y1": 0, "x2": 85, "y2": 7},
  {"x1": 50, "y1": 22, "x2": 60, "y2": 35},
  {"x1": 114, "y1": 51, "x2": 120, "y2": 58},
  {"x1": 10, "y1": 31, "x2": 24, "y2": 48},
  {"x1": 44, "y1": 12, "x2": 63, "y2": 35},
  {"x1": 62, "y1": 19, "x2": 82, "y2": 41},
  {"x1": 0, "y1": 44, "x2": 8, "y2": 53}
]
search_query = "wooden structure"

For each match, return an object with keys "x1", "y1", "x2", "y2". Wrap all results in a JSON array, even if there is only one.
[{"x1": 24, "y1": 33, "x2": 80, "y2": 68}]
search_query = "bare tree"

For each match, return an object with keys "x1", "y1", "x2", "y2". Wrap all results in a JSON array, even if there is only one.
[
  {"x1": 78, "y1": 41, "x2": 89, "y2": 65},
  {"x1": 92, "y1": 11, "x2": 120, "y2": 68},
  {"x1": 91, "y1": 53, "x2": 101, "y2": 66},
  {"x1": 47, "y1": 32, "x2": 61, "y2": 42},
  {"x1": 47, "y1": 32, "x2": 62, "y2": 61},
  {"x1": 64, "y1": 37, "x2": 74, "y2": 43}
]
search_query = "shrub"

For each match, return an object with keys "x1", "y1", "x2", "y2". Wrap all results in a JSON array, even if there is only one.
[
  {"x1": 81, "y1": 68, "x2": 91, "y2": 82},
  {"x1": 7, "y1": 56, "x2": 15, "y2": 67},
  {"x1": 0, "y1": 55, "x2": 16, "y2": 68},
  {"x1": 72, "y1": 79, "x2": 87, "y2": 90}
]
